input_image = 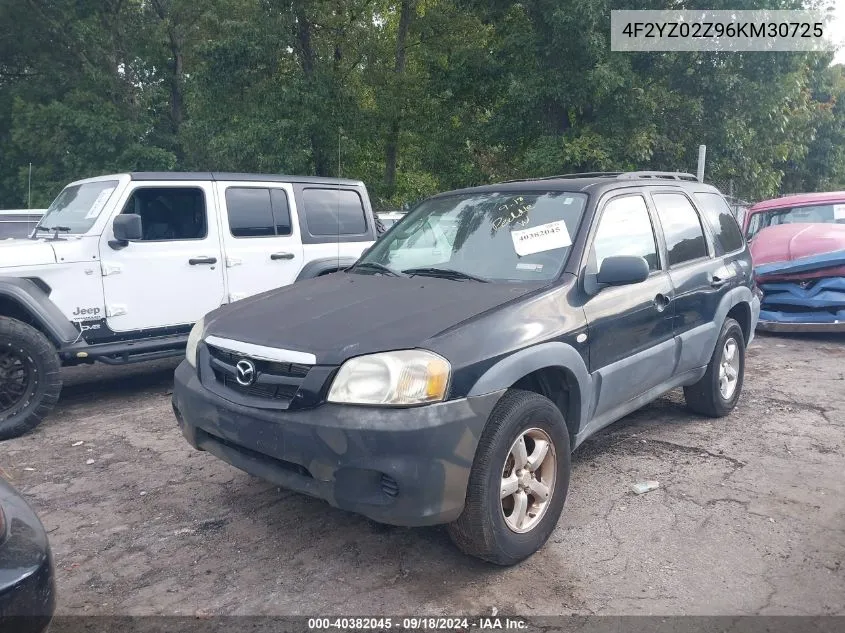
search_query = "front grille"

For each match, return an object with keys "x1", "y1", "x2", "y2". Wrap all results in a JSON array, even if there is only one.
[
  {"x1": 213, "y1": 369, "x2": 300, "y2": 401},
  {"x1": 207, "y1": 346, "x2": 311, "y2": 377},
  {"x1": 206, "y1": 343, "x2": 313, "y2": 406}
]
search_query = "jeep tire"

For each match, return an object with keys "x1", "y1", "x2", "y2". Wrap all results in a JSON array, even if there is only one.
[
  {"x1": 0, "y1": 317, "x2": 62, "y2": 440},
  {"x1": 448, "y1": 389, "x2": 570, "y2": 565},
  {"x1": 684, "y1": 317, "x2": 745, "y2": 418}
]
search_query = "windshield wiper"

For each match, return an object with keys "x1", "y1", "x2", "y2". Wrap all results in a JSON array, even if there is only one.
[
  {"x1": 34, "y1": 226, "x2": 72, "y2": 239},
  {"x1": 402, "y1": 267, "x2": 489, "y2": 282},
  {"x1": 350, "y1": 261, "x2": 408, "y2": 277}
]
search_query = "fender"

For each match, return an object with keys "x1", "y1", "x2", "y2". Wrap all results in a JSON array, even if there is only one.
[
  {"x1": 693, "y1": 285, "x2": 755, "y2": 360},
  {"x1": 296, "y1": 257, "x2": 359, "y2": 281},
  {"x1": 467, "y1": 341, "x2": 593, "y2": 433},
  {"x1": 0, "y1": 277, "x2": 79, "y2": 345},
  {"x1": 716, "y1": 285, "x2": 756, "y2": 341}
]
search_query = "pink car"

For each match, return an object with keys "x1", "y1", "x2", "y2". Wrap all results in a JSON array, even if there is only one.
[{"x1": 744, "y1": 192, "x2": 845, "y2": 332}]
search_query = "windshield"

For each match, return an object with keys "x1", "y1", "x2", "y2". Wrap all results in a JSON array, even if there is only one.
[
  {"x1": 357, "y1": 191, "x2": 587, "y2": 282},
  {"x1": 746, "y1": 203, "x2": 845, "y2": 240},
  {"x1": 36, "y1": 180, "x2": 120, "y2": 235}
]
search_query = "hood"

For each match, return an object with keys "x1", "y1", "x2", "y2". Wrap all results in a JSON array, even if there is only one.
[
  {"x1": 204, "y1": 272, "x2": 538, "y2": 365},
  {"x1": 0, "y1": 238, "x2": 56, "y2": 268},
  {"x1": 750, "y1": 223, "x2": 845, "y2": 266}
]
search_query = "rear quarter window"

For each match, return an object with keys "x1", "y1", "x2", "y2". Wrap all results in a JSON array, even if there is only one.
[
  {"x1": 303, "y1": 189, "x2": 367, "y2": 236},
  {"x1": 694, "y1": 192, "x2": 744, "y2": 254}
]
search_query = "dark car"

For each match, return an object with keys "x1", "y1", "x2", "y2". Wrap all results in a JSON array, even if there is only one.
[
  {"x1": 172, "y1": 171, "x2": 760, "y2": 565},
  {"x1": 0, "y1": 478, "x2": 55, "y2": 632}
]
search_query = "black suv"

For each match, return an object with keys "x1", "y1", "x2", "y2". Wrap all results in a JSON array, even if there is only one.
[{"x1": 172, "y1": 171, "x2": 760, "y2": 565}]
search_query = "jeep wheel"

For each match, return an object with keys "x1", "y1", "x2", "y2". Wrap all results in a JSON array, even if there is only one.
[
  {"x1": 0, "y1": 317, "x2": 62, "y2": 441},
  {"x1": 448, "y1": 389, "x2": 570, "y2": 565},
  {"x1": 683, "y1": 317, "x2": 745, "y2": 418}
]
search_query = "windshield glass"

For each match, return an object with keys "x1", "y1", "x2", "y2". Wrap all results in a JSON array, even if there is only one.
[
  {"x1": 747, "y1": 203, "x2": 845, "y2": 239},
  {"x1": 37, "y1": 180, "x2": 119, "y2": 235},
  {"x1": 357, "y1": 191, "x2": 588, "y2": 282}
]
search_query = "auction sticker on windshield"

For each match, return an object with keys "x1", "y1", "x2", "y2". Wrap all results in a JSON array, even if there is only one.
[
  {"x1": 511, "y1": 220, "x2": 572, "y2": 256},
  {"x1": 85, "y1": 187, "x2": 115, "y2": 219}
]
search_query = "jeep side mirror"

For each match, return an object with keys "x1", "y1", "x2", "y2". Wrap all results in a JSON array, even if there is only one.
[
  {"x1": 596, "y1": 255, "x2": 650, "y2": 287},
  {"x1": 110, "y1": 214, "x2": 143, "y2": 249}
]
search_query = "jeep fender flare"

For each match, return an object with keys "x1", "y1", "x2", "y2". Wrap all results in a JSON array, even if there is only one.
[
  {"x1": 467, "y1": 342, "x2": 593, "y2": 435},
  {"x1": 0, "y1": 277, "x2": 79, "y2": 345},
  {"x1": 296, "y1": 257, "x2": 359, "y2": 282}
]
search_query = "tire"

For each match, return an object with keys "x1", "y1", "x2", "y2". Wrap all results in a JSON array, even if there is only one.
[
  {"x1": 683, "y1": 317, "x2": 745, "y2": 418},
  {"x1": 448, "y1": 389, "x2": 571, "y2": 565},
  {"x1": 0, "y1": 317, "x2": 62, "y2": 441}
]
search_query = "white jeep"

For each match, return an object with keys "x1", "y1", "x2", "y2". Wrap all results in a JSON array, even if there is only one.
[{"x1": 0, "y1": 172, "x2": 380, "y2": 439}]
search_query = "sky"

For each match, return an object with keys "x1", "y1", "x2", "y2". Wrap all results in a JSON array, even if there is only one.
[{"x1": 833, "y1": 3, "x2": 845, "y2": 65}]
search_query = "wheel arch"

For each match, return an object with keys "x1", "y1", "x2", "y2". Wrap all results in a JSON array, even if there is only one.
[
  {"x1": 714, "y1": 286, "x2": 754, "y2": 347},
  {"x1": 467, "y1": 342, "x2": 592, "y2": 443},
  {"x1": 0, "y1": 277, "x2": 78, "y2": 346}
]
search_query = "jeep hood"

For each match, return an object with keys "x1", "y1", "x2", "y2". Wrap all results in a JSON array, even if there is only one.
[
  {"x1": 204, "y1": 272, "x2": 538, "y2": 365},
  {"x1": 0, "y1": 239, "x2": 57, "y2": 268}
]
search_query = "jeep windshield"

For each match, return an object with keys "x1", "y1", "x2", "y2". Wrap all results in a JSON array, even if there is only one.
[
  {"x1": 35, "y1": 180, "x2": 119, "y2": 235},
  {"x1": 355, "y1": 191, "x2": 587, "y2": 282}
]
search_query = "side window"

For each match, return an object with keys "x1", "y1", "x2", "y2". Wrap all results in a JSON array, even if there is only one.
[
  {"x1": 592, "y1": 195, "x2": 660, "y2": 271},
  {"x1": 693, "y1": 192, "x2": 744, "y2": 254},
  {"x1": 122, "y1": 187, "x2": 206, "y2": 241},
  {"x1": 270, "y1": 189, "x2": 292, "y2": 235},
  {"x1": 226, "y1": 187, "x2": 293, "y2": 238},
  {"x1": 652, "y1": 193, "x2": 708, "y2": 267},
  {"x1": 303, "y1": 189, "x2": 367, "y2": 236}
]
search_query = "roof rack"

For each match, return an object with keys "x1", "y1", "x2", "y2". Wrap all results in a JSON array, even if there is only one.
[
  {"x1": 616, "y1": 171, "x2": 699, "y2": 181},
  {"x1": 501, "y1": 172, "x2": 622, "y2": 183},
  {"x1": 501, "y1": 170, "x2": 699, "y2": 184}
]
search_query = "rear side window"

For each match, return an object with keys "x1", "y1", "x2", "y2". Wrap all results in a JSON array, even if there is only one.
[
  {"x1": 592, "y1": 195, "x2": 660, "y2": 271},
  {"x1": 694, "y1": 193, "x2": 744, "y2": 254},
  {"x1": 652, "y1": 193, "x2": 708, "y2": 267},
  {"x1": 303, "y1": 189, "x2": 367, "y2": 236},
  {"x1": 226, "y1": 187, "x2": 292, "y2": 238}
]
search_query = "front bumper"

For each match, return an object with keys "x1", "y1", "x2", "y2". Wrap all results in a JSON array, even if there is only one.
[
  {"x1": 172, "y1": 361, "x2": 502, "y2": 526},
  {"x1": 0, "y1": 482, "x2": 55, "y2": 633}
]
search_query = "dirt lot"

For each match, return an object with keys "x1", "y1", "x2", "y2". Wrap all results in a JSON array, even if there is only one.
[{"x1": 2, "y1": 333, "x2": 844, "y2": 616}]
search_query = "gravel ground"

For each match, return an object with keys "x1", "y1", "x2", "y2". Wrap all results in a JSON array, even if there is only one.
[{"x1": 2, "y1": 332, "x2": 843, "y2": 616}]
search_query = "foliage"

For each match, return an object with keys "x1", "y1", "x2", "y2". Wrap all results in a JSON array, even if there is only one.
[{"x1": 0, "y1": 0, "x2": 843, "y2": 208}]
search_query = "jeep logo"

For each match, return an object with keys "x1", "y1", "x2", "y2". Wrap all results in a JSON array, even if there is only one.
[{"x1": 73, "y1": 307, "x2": 101, "y2": 317}]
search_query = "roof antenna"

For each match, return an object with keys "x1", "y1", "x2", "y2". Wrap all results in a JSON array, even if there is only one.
[{"x1": 337, "y1": 127, "x2": 341, "y2": 271}]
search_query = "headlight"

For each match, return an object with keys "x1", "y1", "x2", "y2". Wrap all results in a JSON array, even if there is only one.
[
  {"x1": 327, "y1": 350, "x2": 450, "y2": 405},
  {"x1": 185, "y1": 316, "x2": 206, "y2": 368}
]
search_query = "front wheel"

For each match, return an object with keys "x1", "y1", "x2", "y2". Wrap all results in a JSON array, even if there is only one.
[
  {"x1": 448, "y1": 390, "x2": 570, "y2": 565},
  {"x1": 0, "y1": 317, "x2": 62, "y2": 441},
  {"x1": 684, "y1": 317, "x2": 745, "y2": 418}
]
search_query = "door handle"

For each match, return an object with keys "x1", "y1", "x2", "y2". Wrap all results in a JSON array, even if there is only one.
[
  {"x1": 189, "y1": 256, "x2": 217, "y2": 265},
  {"x1": 270, "y1": 252, "x2": 295, "y2": 261},
  {"x1": 710, "y1": 276, "x2": 728, "y2": 289},
  {"x1": 653, "y1": 293, "x2": 671, "y2": 312}
]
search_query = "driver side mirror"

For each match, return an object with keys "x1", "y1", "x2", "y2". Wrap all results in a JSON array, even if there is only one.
[
  {"x1": 596, "y1": 255, "x2": 650, "y2": 287},
  {"x1": 109, "y1": 213, "x2": 143, "y2": 249}
]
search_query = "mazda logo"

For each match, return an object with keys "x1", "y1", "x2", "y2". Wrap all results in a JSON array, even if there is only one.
[{"x1": 235, "y1": 359, "x2": 256, "y2": 386}]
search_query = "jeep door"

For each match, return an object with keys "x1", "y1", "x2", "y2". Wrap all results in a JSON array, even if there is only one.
[
  {"x1": 648, "y1": 190, "x2": 734, "y2": 374},
  {"x1": 99, "y1": 181, "x2": 226, "y2": 331},
  {"x1": 582, "y1": 192, "x2": 676, "y2": 421},
  {"x1": 215, "y1": 182, "x2": 304, "y2": 302}
]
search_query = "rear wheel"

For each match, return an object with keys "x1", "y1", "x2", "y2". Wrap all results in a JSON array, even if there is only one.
[
  {"x1": 0, "y1": 317, "x2": 62, "y2": 440},
  {"x1": 684, "y1": 317, "x2": 745, "y2": 418},
  {"x1": 448, "y1": 390, "x2": 570, "y2": 565}
]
